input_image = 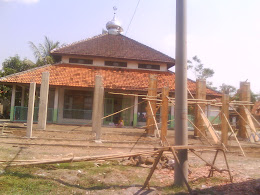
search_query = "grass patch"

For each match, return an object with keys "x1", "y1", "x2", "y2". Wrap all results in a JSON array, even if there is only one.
[
  {"x1": 0, "y1": 171, "x2": 57, "y2": 195},
  {"x1": 162, "y1": 185, "x2": 188, "y2": 194}
]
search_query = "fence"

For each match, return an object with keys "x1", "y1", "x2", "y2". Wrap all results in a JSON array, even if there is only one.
[
  {"x1": 14, "y1": 106, "x2": 54, "y2": 123},
  {"x1": 63, "y1": 109, "x2": 92, "y2": 120}
]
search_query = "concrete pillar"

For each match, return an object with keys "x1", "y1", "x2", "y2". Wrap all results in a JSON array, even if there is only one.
[
  {"x1": 10, "y1": 84, "x2": 16, "y2": 121},
  {"x1": 92, "y1": 75, "x2": 104, "y2": 141},
  {"x1": 161, "y1": 86, "x2": 169, "y2": 145},
  {"x1": 221, "y1": 94, "x2": 229, "y2": 146},
  {"x1": 27, "y1": 82, "x2": 36, "y2": 138},
  {"x1": 146, "y1": 74, "x2": 157, "y2": 136},
  {"x1": 238, "y1": 82, "x2": 251, "y2": 138},
  {"x1": 53, "y1": 87, "x2": 59, "y2": 123},
  {"x1": 21, "y1": 86, "x2": 25, "y2": 107},
  {"x1": 95, "y1": 86, "x2": 104, "y2": 140},
  {"x1": 194, "y1": 79, "x2": 206, "y2": 137},
  {"x1": 133, "y1": 95, "x2": 138, "y2": 127},
  {"x1": 174, "y1": 0, "x2": 188, "y2": 186},
  {"x1": 37, "y1": 72, "x2": 50, "y2": 130}
]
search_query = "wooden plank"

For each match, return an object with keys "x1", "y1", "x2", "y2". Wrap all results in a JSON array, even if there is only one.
[
  {"x1": 200, "y1": 113, "x2": 219, "y2": 143},
  {"x1": 244, "y1": 108, "x2": 259, "y2": 141}
]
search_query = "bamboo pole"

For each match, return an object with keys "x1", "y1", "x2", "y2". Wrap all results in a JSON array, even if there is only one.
[
  {"x1": 243, "y1": 105, "x2": 260, "y2": 127},
  {"x1": 223, "y1": 113, "x2": 246, "y2": 157},
  {"x1": 9, "y1": 150, "x2": 162, "y2": 166},
  {"x1": 102, "y1": 100, "x2": 146, "y2": 120},
  {"x1": 187, "y1": 118, "x2": 213, "y2": 146},
  {"x1": 108, "y1": 92, "x2": 148, "y2": 97},
  {"x1": 221, "y1": 94, "x2": 229, "y2": 146},
  {"x1": 146, "y1": 74, "x2": 158, "y2": 136},
  {"x1": 148, "y1": 100, "x2": 160, "y2": 138},
  {"x1": 161, "y1": 87, "x2": 169, "y2": 145}
]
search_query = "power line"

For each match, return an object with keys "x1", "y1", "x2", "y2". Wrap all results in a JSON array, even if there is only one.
[{"x1": 125, "y1": 0, "x2": 141, "y2": 35}]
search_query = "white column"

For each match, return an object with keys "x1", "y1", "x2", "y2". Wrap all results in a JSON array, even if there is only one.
[
  {"x1": 27, "y1": 82, "x2": 36, "y2": 138},
  {"x1": 37, "y1": 72, "x2": 50, "y2": 130}
]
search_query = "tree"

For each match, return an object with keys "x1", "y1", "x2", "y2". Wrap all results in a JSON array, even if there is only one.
[
  {"x1": 1, "y1": 55, "x2": 34, "y2": 77},
  {"x1": 188, "y1": 56, "x2": 215, "y2": 89},
  {"x1": 29, "y1": 36, "x2": 62, "y2": 66},
  {"x1": 219, "y1": 83, "x2": 237, "y2": 95},
  {"x1": 0, "y1": 55, "x2": 35, "y2": 118}
]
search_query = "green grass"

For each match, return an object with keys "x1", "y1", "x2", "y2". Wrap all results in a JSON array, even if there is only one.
[{"x1": 0, "y1": 171, "x2": 57, "y2": 195}]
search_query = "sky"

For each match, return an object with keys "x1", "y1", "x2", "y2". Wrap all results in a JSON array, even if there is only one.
[{"x1": 0, "y1": 0, "x2": 259, "y2": 93}]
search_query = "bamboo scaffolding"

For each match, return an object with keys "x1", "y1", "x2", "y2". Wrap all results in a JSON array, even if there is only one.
[
  {"x1": 229, "y1": 105, "x2": 252, "y2": 138},
  {"x1": 148, "y1": 100, "x2": 160, "y2": 138},
  {"x1": 243, "y1": 105, "x2": 260, "y2": 127},
  {"x1": 108, "y1": 92, "x2": 147, "y2": 97},
  {"x1": 187, "y1": 88, "x2": 228, "y2": 151},
  {"x1": 102, "y1": 100, "x2": 146, "y2": 120},
  {"x1": 142, "y1": 98, "x2": 162, "y2": 102},
  {"x1": 9, "y1": 150, "x2": 161, "y2": 166},
  {"x1": 187, "y1": 118, "x2": 213, "y2": 146},
  {"x1": 223, "y1": 113, "x2": 246, "y2": 157}
]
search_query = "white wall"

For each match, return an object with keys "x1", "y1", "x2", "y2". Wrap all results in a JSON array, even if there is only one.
[{"x1": 61, "y1": 55, "x2": 169, "y2": 72}]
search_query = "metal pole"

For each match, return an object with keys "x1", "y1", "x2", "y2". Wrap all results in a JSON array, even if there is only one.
[{"x1": 174, "y1": 0, "x2": 188, "y2": 186}]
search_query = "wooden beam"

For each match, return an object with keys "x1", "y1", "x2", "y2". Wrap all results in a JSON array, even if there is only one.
[
  {"x1": 221, "y1": 94, "x2": 229, "y2": 146},
  {"x1": 223, "y1": 113, "x2": 246, "y2": 157},
  {"x1": 161, "y1": 87, "x2": 169, "y2": 145},
  {"x1": 194, "y1": 79, "x2": 206, "y2": 137}
]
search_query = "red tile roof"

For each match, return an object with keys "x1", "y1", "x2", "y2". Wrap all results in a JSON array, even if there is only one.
[
  {"x1": 51, "y1": 34, "x2": 175, "y2": 66},
  {"x1": 0, "y1": 64, "x2": 221, "y2": 97}
]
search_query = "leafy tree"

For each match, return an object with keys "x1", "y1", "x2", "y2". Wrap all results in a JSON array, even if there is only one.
[
  {"x1": 0, "y1": 55, "x2": 35, "y2": 117},
  {"x1": 188, "y1": 56, "x2": 215, "y2": 89},
  {"x1": 29, "y1": 36, "x2": 62, "y2": 66},
  {"x1": 1, "y1": 55, "x2": 34, "y2": 77},
  {"x1": 219, "y1": 83, "x2": 237, "y2": 95},
  {"x1": 188, "y1": 56, "x2": 214, "y2": 80}
]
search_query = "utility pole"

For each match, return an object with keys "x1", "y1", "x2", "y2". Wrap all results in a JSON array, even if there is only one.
[{"x1": 174, "y1": 0, "x2": 188, "y2": 186}]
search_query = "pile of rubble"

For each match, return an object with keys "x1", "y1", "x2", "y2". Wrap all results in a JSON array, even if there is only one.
[{"x1": 120, "y1": 153, "x2": 175, "y2": 170}]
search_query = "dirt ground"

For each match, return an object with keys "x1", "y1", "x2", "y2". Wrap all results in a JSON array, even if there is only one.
[{"x1": 0, "y1": 123, "x2": 260, "y2": 194}]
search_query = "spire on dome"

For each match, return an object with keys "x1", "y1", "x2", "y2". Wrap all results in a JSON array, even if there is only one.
[{"x1": 106, "y1": 7, "x2": 123, "y2": 35}]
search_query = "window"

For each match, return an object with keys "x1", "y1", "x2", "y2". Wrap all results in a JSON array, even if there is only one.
[
  {"x1": 138, "y1": 64, "x2": 160, "y2": 70},
  {"x1": 69, "y1": 58, "x2": 93, "y2": 65},
  {"x1": 63, "y1": 90, "x2": 93, "y2": 120},
  {"x1": 105, "y1": 61, "x2": 127, "y2": 67}
]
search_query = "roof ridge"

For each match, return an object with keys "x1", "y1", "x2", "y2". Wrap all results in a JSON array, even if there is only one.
[
  {"x1": 51, "y1": 33, "x2": 108, "y2": 53},
  {"x1": 0, "y1": 64, "x2": 52, "y2": 80}
]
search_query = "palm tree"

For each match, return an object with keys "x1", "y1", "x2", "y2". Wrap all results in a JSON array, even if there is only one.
[{"x1": 29, "y1": 36, "x2": 62, "y2": 66}]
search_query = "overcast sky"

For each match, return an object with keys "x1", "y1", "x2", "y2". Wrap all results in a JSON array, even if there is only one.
[{"x1": 0, "y1": 0, "x2": 259, "y2": 93}]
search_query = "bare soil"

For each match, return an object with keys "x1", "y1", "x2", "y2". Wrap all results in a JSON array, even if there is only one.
[{"x1": 0, "y1": 123, "x2": 260, "y2": 194}]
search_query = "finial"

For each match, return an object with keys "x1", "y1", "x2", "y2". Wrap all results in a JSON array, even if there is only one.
[
  {"x1": 106, "y1": 7, "x2": 123, "y2": 35},
  {"x1": 113, "y1": 6, "x2": 117, "y2": 15}
]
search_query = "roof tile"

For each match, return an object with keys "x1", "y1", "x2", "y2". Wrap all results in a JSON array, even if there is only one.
[{"x1": 0, "y1": 64, "x2": 221, "y2": 97}]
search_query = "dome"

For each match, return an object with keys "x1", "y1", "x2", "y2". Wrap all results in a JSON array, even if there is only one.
[{"x1": 106, "y1": 8, "x2": 123, "y2": 35}]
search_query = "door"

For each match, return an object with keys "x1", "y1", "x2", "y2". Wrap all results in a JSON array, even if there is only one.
[{"x1": 104, "y1": 98, "x2": 114, "y2": 124}]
